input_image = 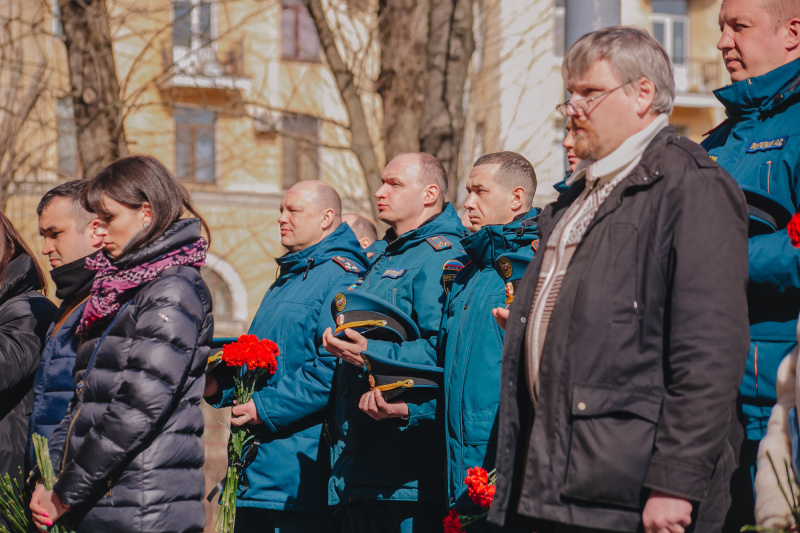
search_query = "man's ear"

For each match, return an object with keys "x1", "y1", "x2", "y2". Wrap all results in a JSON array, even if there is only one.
[
  {"x1": 635, "y1": 77, "x2": 656, "y2": 117},
  {"x1": 88, "y1": 220, "x2": 103, "y2": 248},
  {"x1": 786, "y1": 17, "x2": 800, "y2": 52},
  {"x1": 422, "y1": 183, "x2": 441, "y2": 207},
  {"x1": 510, "y1": 186, "x2": 526, "y2": 211},
  {"x1": 320, "y1": 208, "x2": 335, "y2": 231}
]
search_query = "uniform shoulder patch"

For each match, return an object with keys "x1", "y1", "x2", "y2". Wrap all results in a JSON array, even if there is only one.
[
  {"x1": 332, "y1": 256, "x2": 363, "y2": 274},
  {"x1": 441, "y1": 259, "x2": 464, "y2": 295},
  {"x1": 426, "y1": 235, "x2": 453, "y2": 251},
  {"x1": 531, "y1": 239, "x2": 540, "y2": 253},
  {"x1": 442, "y1": 259, "x2": 464, "y2": 272}
]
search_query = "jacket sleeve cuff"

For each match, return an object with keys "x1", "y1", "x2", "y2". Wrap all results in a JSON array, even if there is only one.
[
  {"x1": 399, "y1": 398, "x2": 436, "y2": 431},
  {"x1": 644, "y1": 453, "x2": 712, "y2": 502}
]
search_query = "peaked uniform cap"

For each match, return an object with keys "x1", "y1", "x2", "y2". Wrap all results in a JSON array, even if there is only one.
[
  {"x1": 331, "y1": 290, "x2": 420, "y2": 343},
  {"x1": 360, "y1": 350, "x2": 443, "y2": 401}
]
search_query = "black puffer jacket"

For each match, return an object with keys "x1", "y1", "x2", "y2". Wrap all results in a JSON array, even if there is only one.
[
  {"x1": 0, "y1": 255, "x2": 56, "y2": 479},
  {"x1": 49, "y1": 219, "x2": 213, "y2": 533}
]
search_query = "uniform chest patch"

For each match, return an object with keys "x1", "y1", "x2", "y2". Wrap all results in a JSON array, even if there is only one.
[
  {"x1": 441, "y1": 260, "x2": 463, "y2": 295},
  {"x1": 332, "y1": 256, "x2": 363, "y2": 274},
  {"x1": 382, "y1": 268, "x2": 407, "y2": 279},
  {"x1": 747, "y1": 136, "x2": 788, "y2": 153},
  {"x1": 442, "y1": 259, "x2": 464, "y2": 273},
  {"x1": 426, "y1": 235, "x2": 453, "y2": 251}
]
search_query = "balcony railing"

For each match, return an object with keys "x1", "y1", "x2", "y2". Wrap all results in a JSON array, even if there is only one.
[
  {"x1": 160, "y1": 37, "x2": 251, "y2": 92},
  {"x1": 674, "y1": 57, "x2": 724, "y2": 95}
]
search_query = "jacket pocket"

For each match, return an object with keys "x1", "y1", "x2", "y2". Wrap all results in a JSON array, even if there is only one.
[{"x1": 562, "y1": 383, "x2": 661, "y2": 510}]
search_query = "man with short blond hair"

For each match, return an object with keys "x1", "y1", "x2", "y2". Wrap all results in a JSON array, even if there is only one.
[{"x1": 490, "y1": 27, "x2": 749, "y2": 533}]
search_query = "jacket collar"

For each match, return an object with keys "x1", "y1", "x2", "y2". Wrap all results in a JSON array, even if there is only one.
[
  {"x1": 113, "y1": 218, "x2": 202, "y2": 270},
  {"x1": 275, "y1": 223, "x2": 368, "y2": 277},
  {"x1": 461, "y1": 207, "x2": 540, "y2": 269},
  {"x1": 0, "y1": 254, "x2": 41, "y2": 306},
  {"x1": 381, "y1": 203, "x2": 466, "y2": 255},
  {"x1": 714, "y1": 57, "x2": 800, "y2": 116}
]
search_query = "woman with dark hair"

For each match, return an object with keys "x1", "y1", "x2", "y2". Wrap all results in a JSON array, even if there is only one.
[
  {"x1": 0, "y1": 211, "x2": 56, "y2": 486},
  {"x1": 30, "y1": 155, "x2": 213, "y2": 533}
]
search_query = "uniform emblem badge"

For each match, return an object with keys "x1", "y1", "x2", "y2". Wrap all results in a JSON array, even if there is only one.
[
  {"x1": 531, "y1": 239, "x2": 540, "y2": 253},
  {"x1": 335, "y1": 293, "x2": 347, "y2": 312},
  {"x1": 505, "y1": 281, "x2": 515, "y2": 305},
  {"x1": 336, "y1": 315, "x2": 345, "y2": 326},
  {"x1": 498, "y1": 257, "x2": 513, "y2": 279}
]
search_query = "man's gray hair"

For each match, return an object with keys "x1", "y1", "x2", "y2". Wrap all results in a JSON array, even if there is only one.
[{"x1": 563, "y1": 26, "x2": 675, "y2": 115}]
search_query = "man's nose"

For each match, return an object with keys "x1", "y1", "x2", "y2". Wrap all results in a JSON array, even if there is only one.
[
  {"x1": 717, "y1": 29, "x2": 733, "y2": 51},
  {"x1": 463, "y1": 193, "x2": 477, "y2": 211}
]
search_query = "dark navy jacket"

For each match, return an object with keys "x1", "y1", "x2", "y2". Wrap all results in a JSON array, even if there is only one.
[
  {"x1": 211, "y1": 222, "x2": 368, "y2": 511},
  {"x1": 26, "y1": 296, "x2": 87, "y2": 471},
  {"x1": 440, "y1": 209, "x2": 539, "y2": 511}
]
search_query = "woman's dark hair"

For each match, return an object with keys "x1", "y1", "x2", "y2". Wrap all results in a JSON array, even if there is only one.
[
  {"x1": 0, "y1": 211, "x2": 47, "y2": 292},
  {"x1": 82, "y1": 155, "x2": 210, "y2": 256}
]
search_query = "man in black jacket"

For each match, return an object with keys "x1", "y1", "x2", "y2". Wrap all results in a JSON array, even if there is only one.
[{"x1": 489, "y1": 27, "x2": 750, "y2": 533}]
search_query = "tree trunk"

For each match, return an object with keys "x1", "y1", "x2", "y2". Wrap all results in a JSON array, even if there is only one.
[
  {"x1": 421, "y1": 0, "x2": 474, "y2": 201},
  {"x1": 306, "y1": 0, "x2": 382, "y2": 221},
  {"x1": 376, "y1": 0, "x2": 430, "y2": 159},
  {"x1": 58, "y1": 0, "x2": 128, "y2": 180}
]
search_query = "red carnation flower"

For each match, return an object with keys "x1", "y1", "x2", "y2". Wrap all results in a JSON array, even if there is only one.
[
  {"x1": 789, "y1": 212, "x2": 800, "y2": 248},
  {"x1": 221, "y1": 334, "x2": 279, "y2": 373},
  {"x1": 465, "y1": 467, "x2": 496, "y2": 509},
  {"x1": 443, "y1": 509, "x2": 465, "y2": 533}
]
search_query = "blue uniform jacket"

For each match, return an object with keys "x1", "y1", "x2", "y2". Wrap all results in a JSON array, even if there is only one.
[
  {"x1": 210, "y1": 223, "x2": 368, "y2": 511},
  {"x1": 329, "y1": 203, "x2": 468, "y2": 505},
  {"x1": 25, "y1": 300, "x2": 87, "y2": 471},
  {"x1": 703, "y1": 58, "x2": 800, "y2": 439},
  {"x1": 440, "y1": 208, "x2": 539, "y2": 511}
]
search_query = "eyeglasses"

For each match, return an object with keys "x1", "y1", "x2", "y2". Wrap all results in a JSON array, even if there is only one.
[{"x1": 555, "y1": 80, "x2": 635, "y2": 117}]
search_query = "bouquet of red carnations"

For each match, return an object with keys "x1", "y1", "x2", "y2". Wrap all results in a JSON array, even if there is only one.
[
  {"x1": 443, "y1": 467, "x2": 496, "y2": 532},
  {"x1": 210, "y1": 334, "x2": 279, "y2": 533}
]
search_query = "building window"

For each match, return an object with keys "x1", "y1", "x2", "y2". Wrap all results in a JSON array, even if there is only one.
[
  {"x1": 52, "y1": 0, "x2": 63, "y2": 37},
  {"x1": 175, "y1": 107, "x2": 215, "y2": 183},
  {"x1": 173, "y1": 0, "x2": 211, "y2": 50},
  {"x1": 56, "y1": 98, "x2": 78, "y2": 177},
  {"x1": 282, "y1": 114, "x2": 319, "y2": 189},
  {"x1": 281, "y1": 0, "x2": 321, "y2": 62},
  {"x1": 554, "y1": 0, "x2": 565, "y2": 57},
  {"x1": 172, "y1": 0, "x2": 215, "y2": 71},
  {"x1": 651, "y1": 0, "x2": 688, "y2": 65}
]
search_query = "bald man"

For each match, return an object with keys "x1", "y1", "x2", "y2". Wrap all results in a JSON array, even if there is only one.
[
  {"x1": 205, "y1": 181, "x2": 369, "y2": 532},
  {"x1": 342, "y1": 213, "x2": 378, "y2": 249}
]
